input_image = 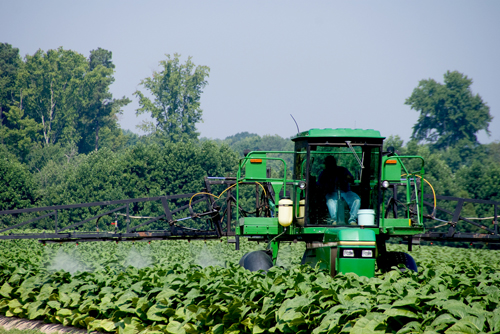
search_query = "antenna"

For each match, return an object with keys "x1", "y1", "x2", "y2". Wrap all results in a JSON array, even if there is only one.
[{"x1": 290, "y1": 114, "x2": 300, "y2": 134}]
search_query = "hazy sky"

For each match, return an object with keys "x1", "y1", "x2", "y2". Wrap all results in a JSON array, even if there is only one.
[{"x1": 2, "y1": 1, "x2": 499, "y2": 144}]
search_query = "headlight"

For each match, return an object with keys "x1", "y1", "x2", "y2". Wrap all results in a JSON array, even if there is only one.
[
  {"x1": 361, "y1": 250, "x2": 373, "y2": 258},
  {"x1": 298, "y1": 181, "x2": 306, "y2": 190},
  {"x1": 382, "y1": 180, "x2": 390, "y2": 188},
  {"x1": 343, "y1": 249, "x2": 354, "y2": 257}
]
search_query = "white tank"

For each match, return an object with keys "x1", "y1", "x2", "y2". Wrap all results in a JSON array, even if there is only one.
[
  {"x1": 278, "y1": 198, "x2": 293, "y2": 227},
  {"x1": 296, "y1": 199, "x2": 305, "y2": 226}
]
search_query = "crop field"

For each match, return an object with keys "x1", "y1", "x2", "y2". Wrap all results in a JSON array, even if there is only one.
[{"x1": 1, "y1": 238, "x2": 500, "y2": 334}]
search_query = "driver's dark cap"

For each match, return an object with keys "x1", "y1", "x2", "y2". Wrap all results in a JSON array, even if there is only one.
[{"x1": 325, "y1": 156, "x2": 337, "y2": 165}]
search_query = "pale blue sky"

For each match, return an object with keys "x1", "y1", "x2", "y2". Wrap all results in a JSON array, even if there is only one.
[{"x1": 1, "y1": 1, "x2": 499, "y2": 144}]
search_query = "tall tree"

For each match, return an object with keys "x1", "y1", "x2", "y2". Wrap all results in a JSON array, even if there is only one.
[
  {"x1": 3, "y1": 46, "x2": 129, "y2": 157},
  {"x1": 17, "y1": 47, "x2": 88, "y2": 147},
  {"x1": 0, "y1": 43, "x2": 22, "y2": 144},
  {"x1": 405, "y1": 71, "x2": 492, "y2": 150},
  {"x1": 79, "y1": 48, "x2": 130, "y2": 153},
  {"x1": 134, "y1": 54, "x2": 209, "y2": 142}
]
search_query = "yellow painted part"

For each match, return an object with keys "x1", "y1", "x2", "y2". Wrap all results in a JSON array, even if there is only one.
[{"x1": 338, "y1": 241, "x2": 376, "y2": 246}]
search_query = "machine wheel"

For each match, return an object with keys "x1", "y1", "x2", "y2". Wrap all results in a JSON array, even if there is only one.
[
  {"x1": 239, "y1": 250, "x2": 273, "y2": 272},
  {"x1": 377, "y1": 251, "x2": 418, "y2": 273}
]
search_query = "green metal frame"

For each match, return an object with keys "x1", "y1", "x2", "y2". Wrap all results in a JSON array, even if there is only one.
[{"x1": 380, "y1": 154, "x2": 425, "y2": 234}]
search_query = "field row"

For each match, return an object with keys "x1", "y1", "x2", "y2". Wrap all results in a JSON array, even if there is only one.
[{"x1": 0, "y1": 239, "x2": 499, "y2": 333}]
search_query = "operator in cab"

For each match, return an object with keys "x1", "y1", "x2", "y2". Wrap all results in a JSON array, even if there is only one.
[{"x1": 317, "y1": 156, "x2": 360, "y2": 225}]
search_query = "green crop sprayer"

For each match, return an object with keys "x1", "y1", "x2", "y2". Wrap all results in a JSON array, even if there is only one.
[
  {"x1": 233, "y1": 128, "x2": 425, "y2": 277},
  {"x1": 1, "y1": 128, "x2": 499, "y2": 277}
]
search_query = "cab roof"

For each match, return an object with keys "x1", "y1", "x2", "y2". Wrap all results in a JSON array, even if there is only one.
[{"x1": 291, "y1": 128, "x2": 384, "y2": 141}]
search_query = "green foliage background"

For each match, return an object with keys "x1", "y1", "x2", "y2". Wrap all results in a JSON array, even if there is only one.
[{"x1": 1, "y1": 44, "x2": 498, "y2": 234}]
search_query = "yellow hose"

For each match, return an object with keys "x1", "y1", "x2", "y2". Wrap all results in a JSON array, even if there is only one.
[
  {"x1": 189, "y1": 181, "x2": 267, "y2": 208},
  {"x1": 402, "y1": 173, "x2": 437, "y2": 216}
]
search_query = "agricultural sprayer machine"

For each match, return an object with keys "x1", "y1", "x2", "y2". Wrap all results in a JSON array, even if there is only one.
[{"x1": 1, "y1": 128, "x2": 499, "y2": 277}]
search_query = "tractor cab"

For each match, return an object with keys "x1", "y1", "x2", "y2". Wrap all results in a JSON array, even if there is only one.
[{"x1": 292, "y1": 128, "x2": 384, "y2": 227}]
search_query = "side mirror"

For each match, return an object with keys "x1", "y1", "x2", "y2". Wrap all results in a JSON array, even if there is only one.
[{"x1": 387, "y1": 146, "x2": 395, "y2": 156}]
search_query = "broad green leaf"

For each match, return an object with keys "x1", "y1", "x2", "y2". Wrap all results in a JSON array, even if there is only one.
[
  {"x1": 47, "y1": 300, "x2": 61, "y2": 309},
  {"x1": 146, "y1": 304, "x2": 167, "y2": 321},
  {"x1": 392, "y1": 296, "x2": 418, "y2": 308},
  {"x1": 312, "y1": 310, "x2": 342, "y2": 334},
  {"x1": 12, "y1": 307, "x2": 24, "y2": 315},
  {"x1": 0, "y1": 282, "x2": 13, "y2": 298},
  {"x1": 115, "y1": 316, "x2": 145, "y2": 334},
  {"x1": 61, "y1": 293, "x2": 73, "y2": 306},
  {"x1": 37, "y1": 284, "x2": 54, "y2": 301},
  {"x1": 430, "y1": 313, "x2": 457, "y2": 328},
  {"x1": 166, "y1": 320, "x2": 186, "y2": 334},
  {"x1": 279, "y1": 309, "x2": 305, "y2": 327},
  {"x1": 350, "y1": 313, "x2": 388, "y2": 334},
  {"x1": 90, "y1": 319, "x2": 116, "y2": 332},
  {"x1": 56, "y1": 308, "x2": 73, "y2": 316},
  {"x1": 8, "y1": 299, "x2": 22, "y2": 309},
  {"x1": 116, "y1": 290, "x2": 138, "y2": 305},
  {"x1": 442, "y1": 300, "x2": 470, "y2": 319},
  {"x1": 395, "y1": 321, "x2": 422, "y2": 334},
  {"x1": 26, "y1": 300, "x2": 46, "y2": 320},
  {"x1": 445, "y1": 319, "x2": 480, "y2": 334},
  {"x1": 156, "y1": 288, "x2": 180, "y2": 305},
  {"x1": 487, "y1": 308, "x2": 500, "y2": 332},
  {"x1": 384, "y1": 308, "x2": 419, "y2": 319},
  {"x1": 211, "y1": 323, "x2": 224, "y2": 334}
]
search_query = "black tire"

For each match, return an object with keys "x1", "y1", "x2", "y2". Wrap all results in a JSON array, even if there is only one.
[
  {"x1": 377, "y1": 251, "x2": 418, "y2": 273},
  {"x1": 239, "y1": 250, "x2": 273, "y2": 272}
]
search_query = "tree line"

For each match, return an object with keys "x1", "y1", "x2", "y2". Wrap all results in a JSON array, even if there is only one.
[
  {"x1": 0, "y1": 43, "x2": 498, "y2": 232},
  {"x1": 0, "y1": 44, "x2": 131, "y2": 159},
  {"x1": 398, "y1": 70, "x2": 498, "y2": 224}
]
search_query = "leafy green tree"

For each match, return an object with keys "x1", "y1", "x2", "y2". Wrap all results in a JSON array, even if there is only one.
[
  {"x1": 383, "y1": 135, "x2": 404, "y2": 153},
  {"x1": 437, "y1": 139, "x2": 496, "y2": 171},
  {"x1": 26, "y1": 142, "x2": 78, "y2": 173},
  {"x1": 122, "y1": 129, "x2": 141, "y2": 147},
  {"x1": 221, "y1": 132, "x2": 259, "y2": 147},
  {"x1": 89, "y1": 47, "x2": 115, "y2": 71},
  {"x1": 227, "y1": 133, "x2": 293, "y2": 157},
  {"x1": 17, "y1": 48, "x2": 89, "y2": 147},
  {"x1": 487, "y1": 141, "x2": 500, "y2": 163},
  {"x1": 405, "y1": 71, "x2": 492, "y2": 150},
  {"x1": 0, "y1": 147, "x2": 38, "y2": 212},
  {"x1": 5, "y1": 47, "x2": 129, "y2": 158},
  {"x1": 0, "y1": 43, "x2": 22, "y2": 135},
  {"x1": 0, "y1": 105, "x2": 42, "y2": 158},
  {"x1": 119, "y1": 140, "x2": 237, "y2": 215},
  {"x1": 405, "y1": 141, "x2": 459, "y2": 198},
  {"x1": 456, "y1": 161, "x2": 500, "y2": 221},
  {"x1": 0, "y1": 43, "x2": 42, "y2": 157},
  {"x1": 35, "y1": 148, "x2": 126, "y2": 228},
  {"x1": 223, "y1": 133, "x2": 294, "y2": 180},
  {"x1": 134, "y1": 54, "x2": 209, "y2": 142},
  {"x1": 34, "y1": 139, "x2": 238, "y2": 229},
  {"x1": 78, "y1": 48, "x2": 130, "y2": 153}
]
